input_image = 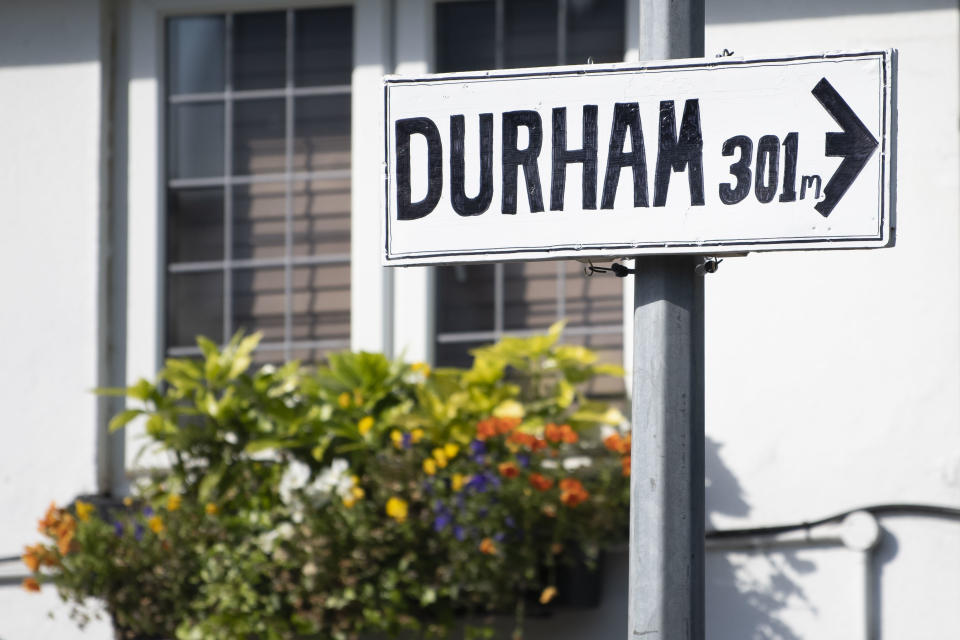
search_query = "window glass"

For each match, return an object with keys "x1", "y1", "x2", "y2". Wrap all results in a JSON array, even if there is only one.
[{"x1": 167, "y1": 16, "x2": 224, "y2": 95}]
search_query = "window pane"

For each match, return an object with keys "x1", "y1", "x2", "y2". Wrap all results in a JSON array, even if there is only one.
[
  {"x1": 168, "y1": 103, "x2": 224, "y2": 179},
  {"x1": 436, "y1": 265, "x2": 495, "y2": 334},
  {"x1": 567, "y1": 0, "x2": 625, "y2": 65},
  {"x1": 234, "y1": 98, "x2": 285, "y2": 175},
  {"x1": 167, "y1": 16, "x2": 224, "y2": 95},
  {"x1": 435, "y1": 1, "x2": 495, "y2": 73},
  {"x1": 295, "y1": 7, "x2": 353, "y2": 86},
  {"x1": 234, "y1": 11, "x2": 286, "y2": 91},
  {"x1": 561, "y1": 261, "x2": 622, "y2": 327},
  {"x1": 291, "y1": 264, "x2": 350, "y2": 344},
  {"x1": 167, "y1": 272, "x2": 223, "y2": 347},
  {"x1": 292, "y1": 179, "x2": 350, "y2": 258},
  {"x1": 294, "y1": 95, "x2": 351, "y2": 172},
  {"x1": 233, "y1": 182, "x2": 285, "y2": 260},
  {"x1": 503, "y1": 261, "x2": 560, "y2": 330},
  {"x1": 436, "y1": 340, "x2": 486, "y2": 369},
  {"x1": 167, "y1": 188, "x2": 224, "y2": 263},
  {"x1": 233, "y1": 267, "x2": 285, "y2": 341},
  {"x1": 504, "y1": 0, "x2": 558, "y2": 68}
]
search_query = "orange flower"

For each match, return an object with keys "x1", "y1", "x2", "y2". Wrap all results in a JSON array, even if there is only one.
[
  {"x1": 476, "y1": 416, "x2": 521, "y2": 440},
  {"x1": 559, "y1": 478, "x2": 589, "y2": 508},
  {"x1": 54, "y1": 514, "x2": 78, "y2": 555},
  {"x1": 38, "y1": 502, "x2": 63, "y2": 534},
  {"x1": 22, "y1": 577, "x2": 40, "y2": 593},
  {"x1": 539, "y1": 586, "x2": 558, "y2": 604},
  {"x1": 498, "y1": 462, "x2": 520, "y2": 479},
  {"x1": 528, "y1": 473, "x2": 554, "y2": 491},
  {"x1": 496, "y1": 417, "x2": 520, "y2": 434},
  {"x1": 479, "y1": 537, "x2": 497, "y2": 555},
  {"x1": 604, "y1": 433, "x2": 632, "y2": 455},
  {"x1": 21, "y1": 545, "x2": 41, "y2": 572},
  {"x1": 545, "y1": 423, "x2": 578, "y2": 444},
  {"x1": 621, "y1": 456, "x2": 631, "y2": 477},
  {"x1": 476, "y1": 418, "x2": 498, "y2": 441}
]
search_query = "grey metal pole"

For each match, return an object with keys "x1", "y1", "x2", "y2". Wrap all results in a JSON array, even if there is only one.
[{"x1": 628, "y1": 2, "x2": 705, "y2": 639}]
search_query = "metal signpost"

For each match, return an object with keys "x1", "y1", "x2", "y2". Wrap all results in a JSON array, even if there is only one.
[{"x1": 381, "y1": 13, "x2": 896, "y2": 637}]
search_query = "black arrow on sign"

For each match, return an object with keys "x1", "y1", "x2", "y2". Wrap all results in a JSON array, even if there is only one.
[{"x1": 811, "y1": 77, "x2": 879, "y2": 217}]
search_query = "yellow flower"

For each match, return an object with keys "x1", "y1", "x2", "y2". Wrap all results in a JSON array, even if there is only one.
[
  {"x1": 75, "y1": 500, "x2": 94, "y2": 523},
  {"x1": 411, "y1": 428, "x2": 424, "y2": 443},
  {"x1": 147, "y1": 515, "x2": 164, "y2": 534},
  {"x1": 205, "y1": 502, "x2": 219, "y2": 516},
  {"x1": 411, "y1": 361, "x2": 431, "y2": 377},
  {"x1": 358, "y1": 416, "x2": 374, "y2": 435},
  {"x1": 390, "y1": 430, "x2": 404, "y2": 448},
  {"x1": 422, "y1": 459, "x2": 437, "y2": 475},
  {"x1": 539, "y1": 586, "x2": 558, "y2": 604},
  {"x1": 351, "y1": 486, "x2": 365, "y2": 500},
  {"x1": 166, "y1": 494, "x2": 182, "y2": 512},
  {"x1": 493, "y1": 399, "x2": 525, "y2": 420},
  {"x1": 452, "y1": 474, "x2": 468, "y2": 492},
  {"x1": 337, "y1": 392, "x2": 351, "y2": 409},
  {"x1": 386, "y1": 497, "x2": 409, "y2": 523},
  {"x1": 432, "y1": 448, "x2": 448, "y2": 468},
  {"x1": 342, "y1": 496, "x2": 357, "y2": 509},
  {"x1": 443, "y1": 443, "x2": 460, "y2": 459},
  {"x1": 122, "y1": 496, "x2": 133, "y2": 508},
  {"x1": 353, "y1": 389, "x2": 364, "y2": 406}
]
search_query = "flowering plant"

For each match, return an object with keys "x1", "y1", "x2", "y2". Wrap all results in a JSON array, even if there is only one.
[{"x1": 23, "y1": 325, "x2": 631, "y2": 640}]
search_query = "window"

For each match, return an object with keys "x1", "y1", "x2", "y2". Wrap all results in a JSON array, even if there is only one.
[
  {"x1": 164, "y1": 7, "x2": 352, "y2": 364},
  {"x1": 433, "y1": 0, "x2": 626, "y2": 393}
]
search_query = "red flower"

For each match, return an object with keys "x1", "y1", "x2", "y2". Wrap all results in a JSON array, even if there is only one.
[
  {"x1": 528, "y1": 473, "x2": 554, "y2": 491},
  {"x1": 559, "y1": 477, "x2": 589, "y2": 507},
  {"x1": 498, "y1": 462, "x2": 520, "y2": 478}
]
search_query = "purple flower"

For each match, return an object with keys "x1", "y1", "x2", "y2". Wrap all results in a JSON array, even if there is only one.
[
  {"x1": 142, "y1": 506, "x2": 154, "y2": 517},
  {"x1": 134, "y1": 524, "x2": 144, "y2": 541},
  {"x1": 434, "y1": 513, "x2": 451, "y2": 532},
  {"x1": 493, "y1": 532, "x2": 505, "y2": 542},
  {"x1": 402, "y1": 432, "x2": 412, "y2": 449},
  {"x1": 505, "y1": 516, "x2": 516, "y2": 529},
  {"x1": 517, "y1": 453, "x2": 531, "y2": 468},
  {"x1": 113, "y1": 522, "x2": 124, "y2": 537},
  {"x1": 453, "y1": 525, "x2": 466, "y2": 541},
  {"x1": 466, "y1": 472, "x2": 497, "y2": 493},
  {"x1": 469, "y1": 440, "x2": 486, "y2": 455}
]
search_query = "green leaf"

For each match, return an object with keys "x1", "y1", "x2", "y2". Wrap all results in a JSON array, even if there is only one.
[
  {"x1": 198, "y1": 466, "x2": 225, "y2": 503},
  {"x1": 243, "y1": 439, "x2": 287, "y2": 454},
  {"x1": 108, "y1": 409, "x2": 142, "y2": 432}
]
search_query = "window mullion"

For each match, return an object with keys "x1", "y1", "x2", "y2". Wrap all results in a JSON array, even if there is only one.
[
  {"x1": 284, "y1": 8, "x2": 295, "y2": 362},
  {"x1": 557, "y1": 0, "x2": 567, "y2": 66},
  {"x1": 223, "y1": 13, "x2": 235, "y2": 343}
]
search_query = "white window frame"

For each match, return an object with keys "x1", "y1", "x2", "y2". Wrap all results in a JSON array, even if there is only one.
[{"x1": 124, "y1": 0, "x2": 391, "y2": 472}]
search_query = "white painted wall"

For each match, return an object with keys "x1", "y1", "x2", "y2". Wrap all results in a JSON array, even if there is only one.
[
  {"x1": 702, "y1": 1, "x2": 960, "y2": 638},
  {"x1": 0, "y1": 1, "x2": 112, "y2": 638}
]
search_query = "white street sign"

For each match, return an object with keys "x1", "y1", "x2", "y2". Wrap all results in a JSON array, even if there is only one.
[{"x1": 382, "y1": 50, "x2": 896, "y2": 266}]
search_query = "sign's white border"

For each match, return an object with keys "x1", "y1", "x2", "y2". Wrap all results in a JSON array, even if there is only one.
[{"x1": 382, "y1": 50, "x2": 896, "y2": 266}]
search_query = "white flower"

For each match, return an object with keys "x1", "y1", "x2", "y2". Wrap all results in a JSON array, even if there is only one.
[
  {"x1": 307, "y1": 458, "x2": 354, "y2": 501},
  {"x1": 279, "y1": 460, "x2": 313, "y2": 505},
  {"x1": 562, "y1": 456, "x2": 593, "y2": 471}
]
